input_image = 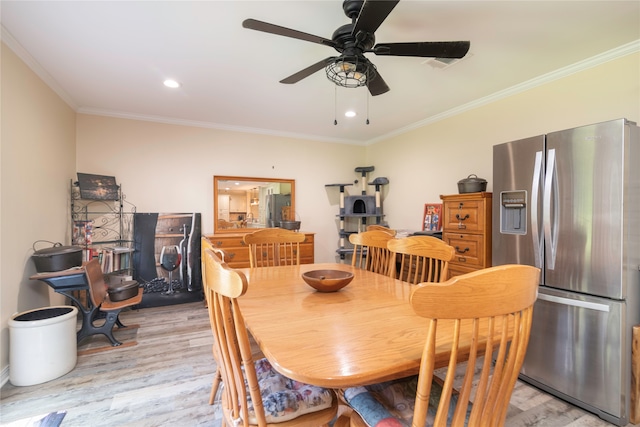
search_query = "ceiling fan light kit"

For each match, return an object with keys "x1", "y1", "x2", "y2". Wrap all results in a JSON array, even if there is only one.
[
  {"x1": 325, "y1": 55, "x2": 370, "y2": 88},
  {"x1": 242, "y1": 0, "x2": 470, "y2": 97}
]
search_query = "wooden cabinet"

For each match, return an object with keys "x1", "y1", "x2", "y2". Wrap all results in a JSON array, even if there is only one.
[
  {"x1": 440, "y1": 192, "x2": 492, "y2": 278},
  {"x1": 207, "y1": 232, "x2": 315, "y2": 268}
]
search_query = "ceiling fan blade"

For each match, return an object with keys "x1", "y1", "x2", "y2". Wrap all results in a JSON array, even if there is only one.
[
  {"x1": 373, "y1": 41, "x2": 470, "y2": 58},
  {"x1": 366, "y1": 69, "x2": 390, "y2": 96},
  {"x1": 280, "y1": 57, "x2": 336, "y2": 84},
  {"x1": 243, "y1": 19, "x2": 337, "y2": 48},
  {"x1": 352, "y1": 0, "x2": 400, "y2": 36}
]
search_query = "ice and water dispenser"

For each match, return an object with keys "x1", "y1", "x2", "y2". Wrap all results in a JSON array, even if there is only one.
[{"x1": 500, "y1": 191, "x2": 527, "y2": 235}]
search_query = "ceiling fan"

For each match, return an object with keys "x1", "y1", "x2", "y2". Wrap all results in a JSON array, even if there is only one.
[{"x1": 242, "y1": 0, "x2": 470, "y2": 96}]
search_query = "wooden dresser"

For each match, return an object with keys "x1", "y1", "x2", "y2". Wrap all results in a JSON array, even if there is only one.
[
  {"x1": 206, "y1": 232, "x2": 315, "y2": 268},
  {"x1": 440, "y1": 192, "x2": 492, "y2": 278}
]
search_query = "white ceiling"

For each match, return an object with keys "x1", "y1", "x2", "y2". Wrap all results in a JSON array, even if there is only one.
[{"x1": 1, "y1": 1, "x2": 638, "y2": 145}]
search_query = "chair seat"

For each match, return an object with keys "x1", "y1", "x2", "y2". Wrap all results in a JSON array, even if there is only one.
[
  {"x1": 246, "y1": 358, "x2": 335, "y2": 424},
  {"x1": 343, "y1": 376, "x2": 468, "y2": 427}
]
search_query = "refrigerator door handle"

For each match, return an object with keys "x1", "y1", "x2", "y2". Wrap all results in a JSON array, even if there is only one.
[
  {"x1": 531, "y1": 151, "x2": 544, "y2": 268},
  {"x1": 543, "y1": 148, "x2": 559, "y2": 270},
  {"x1": 537, "y1": 293, "x2": 610, "y2": 312}
]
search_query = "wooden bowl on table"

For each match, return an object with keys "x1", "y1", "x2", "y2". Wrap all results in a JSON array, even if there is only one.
[{"x1": 302, "y1": 269, "x2": 354, "y2": 292}]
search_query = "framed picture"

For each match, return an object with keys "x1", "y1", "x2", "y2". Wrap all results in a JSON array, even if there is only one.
[
  {"x1": 77, "y1": 173, "x2": 119, "y2": 200},
  {"x1": 422, "y1": 203, "x2": 442, "y2": 231}
]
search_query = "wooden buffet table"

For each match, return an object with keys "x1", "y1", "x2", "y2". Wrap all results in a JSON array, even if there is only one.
[{"x1": 238, "y1": 263, "x2": 501, "y2": 388}]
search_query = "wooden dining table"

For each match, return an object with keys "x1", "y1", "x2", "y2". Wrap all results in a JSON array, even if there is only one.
[{"x1": 238, "y1": 262, "x2": 496, "y2": 389}]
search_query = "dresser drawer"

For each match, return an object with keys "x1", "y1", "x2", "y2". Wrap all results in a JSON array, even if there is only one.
[
  {"x1": 299, "y1": 242, "x2": 314, "y2": 260},
  {"x1": 210, "y1": 236, "x2": 247, "y2": 248},
  {"x1": 216, "y1": 247, "x2": 250, "y2": 266},
  {"x1": 443, "y1": 233, "x2": 484, "y2": 268},
  {"x1": 443, "y1": 200, "x2": 485, "y2": 233},
  {"x1": 447, "y1": 263, "x2": 479, "y2": 280}
]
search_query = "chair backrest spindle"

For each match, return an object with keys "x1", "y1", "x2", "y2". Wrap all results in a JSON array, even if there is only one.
[
  {"x1": 349, "y1": 230, "x2": 396, "y2": 275},
  {"x1": 387, "y1": 236, "x2": 455, "y2": 284},
  {"x1": 243, "y1": 228, "x2": 306, "y2": 268}
]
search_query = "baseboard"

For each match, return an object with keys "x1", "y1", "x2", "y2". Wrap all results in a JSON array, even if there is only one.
[{"x1": 1, "y1": 364, "x2": 10, "y2": 387}]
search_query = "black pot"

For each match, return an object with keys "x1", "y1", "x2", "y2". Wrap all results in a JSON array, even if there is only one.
[
  {"x1": 279, "y1": 220, "x2": 301, "y2": 231},
  {"x1": 457, "y1": 174, "x2": 488, "y2": 194},
  {"x1": 32, "y1": 241, "x2": 83, "y2": 273},
  {"x1": 108, "y1": 281, "x2": 139, "y2": 302}
]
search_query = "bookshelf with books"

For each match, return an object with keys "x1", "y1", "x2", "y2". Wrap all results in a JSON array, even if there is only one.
[{"x1": 70, "y1": 175, "x2": 136, "y2": 276}]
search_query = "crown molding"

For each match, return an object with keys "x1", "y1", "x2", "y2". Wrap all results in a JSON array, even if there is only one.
[
  {"x1": 366, "y1": 39, "x2": 640, "y2": 145},
  {"x1": 3, "y1": 21, "x2": 636, "y2": 147}
]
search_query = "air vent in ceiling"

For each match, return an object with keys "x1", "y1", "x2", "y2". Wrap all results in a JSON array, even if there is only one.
[{"x1": 422, "y1": 53, "x2": 472, "y2": 69}]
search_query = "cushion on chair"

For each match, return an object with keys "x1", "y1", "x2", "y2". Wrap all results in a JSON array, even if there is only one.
[
  {"x1": 343, "y1": 376, "x2": 468, "y2": 427},
  {"x1": 246, "y1": 358, "x2": 334, "y2": 424},
  {"x1": 343, "y1": 387, "x2": 404, "y2": 427}
]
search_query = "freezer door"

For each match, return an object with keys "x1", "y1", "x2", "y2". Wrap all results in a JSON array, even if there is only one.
[
  {"x1": 544, "y1": 119, "x2": 628, "y2": 298},
  {"x1": 521, "y1": 288, "x2": 628, "y2": 424},
  {"x1": 492, "y1": 135, "x2": 544, "y2": 270}
]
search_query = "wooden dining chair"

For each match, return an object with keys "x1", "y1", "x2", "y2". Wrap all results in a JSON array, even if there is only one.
[
  {"x1": 365, "y1": 224, "x2": 397, "y2": 236},
  {"x1": 201, "y1": 236, "x2": 223, "y2": 405},
  {"x1": 342, "y1": 264, "x2": 540, "y2": 427},
  {"x1": 349, "y1": 230, "x2": 396, "y2": 275},
  {"x1": 243, "y1": 228, "x2": 306, "y2": 267},
  {"x1": 202, "y1": 248, "x2": 339, "y2": 426},
  {"x1": 387, "y1": 236, "x2": 455, "y2": 284}
]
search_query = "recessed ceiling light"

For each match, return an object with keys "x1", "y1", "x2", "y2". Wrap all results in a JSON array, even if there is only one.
[
  {"x1": 163, "y1": 79, "x2": 181, "y2": 88},
  {"x1": 345, "y1": 111, "x2": 357, "y2": 118}
]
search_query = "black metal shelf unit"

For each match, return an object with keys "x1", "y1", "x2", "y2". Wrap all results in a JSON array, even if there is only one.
[{"x1": 70, "y1": 178, "x2": 136, "y2": 278}]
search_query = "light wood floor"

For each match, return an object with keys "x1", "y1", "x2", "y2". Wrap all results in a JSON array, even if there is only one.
[{"x1": 0, "y1": 301, "x2": 632, "y2": 426}]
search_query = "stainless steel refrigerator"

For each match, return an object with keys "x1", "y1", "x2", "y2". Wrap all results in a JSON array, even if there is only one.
[
  {"x1": 265, "y1": 193, "x2": 291, "y2": 227},
  {"x1": 492, "y1": 118, "x2": 640, "y2": 426}
]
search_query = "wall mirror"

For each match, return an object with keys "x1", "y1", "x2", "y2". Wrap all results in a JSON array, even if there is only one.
[{"x1": 213, "y1": 176, "x2": 296, "y2": 233}]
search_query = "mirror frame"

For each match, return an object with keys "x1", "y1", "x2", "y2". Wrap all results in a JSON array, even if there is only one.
[{"x1": 213, "y1": 175, "x2": 296, "y2": 234}]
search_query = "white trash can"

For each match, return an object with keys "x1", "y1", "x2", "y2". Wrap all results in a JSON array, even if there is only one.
[{"x1": 9, "y1": 305, "x2": 78, "y2": 386}]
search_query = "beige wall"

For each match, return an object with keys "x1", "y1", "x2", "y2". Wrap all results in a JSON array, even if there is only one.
[
  {"x1": 1, "y1": 43, "x2": 76, "y2": 371},
  {"x1": 75, "y1": 115, "x2": 366, "y2": 263},
  {"x1": 368, "y1": 53, "x2": 640, "y2": 229},
  {"x1": 75, "y1": 52, "x2": 639, "y2": 264},
  {"x1": 2, "y1": 41, "x2": 638, "y2": 383}
]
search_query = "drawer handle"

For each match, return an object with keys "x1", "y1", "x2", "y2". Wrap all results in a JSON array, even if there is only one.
[
  {"x1": 226, "y1": 252, "x2": 235, "y2": 259},
  {"x1": 458, "y1": 257, "x2": 467, "y2": 262},
  {"x1": 455, "y1": 246, "x2": 469, "y2": 254},
  {"x1": 215, "y1": 241, "x2": 223, "y2": 246},
  {"x1": 455, "y1": 214, "x2": 470, "y2": 221}
]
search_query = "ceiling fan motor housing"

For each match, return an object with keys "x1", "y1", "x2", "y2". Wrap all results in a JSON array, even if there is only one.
[{"x1": 332, "y1": 23, "x2": 375, "y2": 53}]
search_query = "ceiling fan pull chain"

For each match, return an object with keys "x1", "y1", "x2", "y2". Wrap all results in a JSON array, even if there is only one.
[
  {"x1": 366, "y1": 89, "x2": 370, "y2": 125},
  {"x1": 334, "y1": 85, "x2": 338, "y2": 125}
]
